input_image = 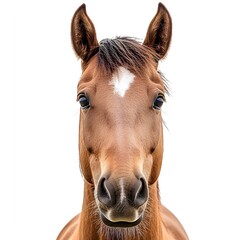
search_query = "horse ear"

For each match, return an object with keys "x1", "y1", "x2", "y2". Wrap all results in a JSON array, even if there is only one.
[
  {"x1": 143, "y1": 3, "x2": 172, "y2": 59},
  {"x1": 71, "y1": 4, "x2": 99, "y2": 62}
]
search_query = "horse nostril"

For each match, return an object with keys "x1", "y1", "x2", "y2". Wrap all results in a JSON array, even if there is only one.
[
  {"x1": 133, "y1": 178, "x2": 148, "y2": 207},
  {"x1": 97, "y1": 177, "x2": 115, "y2": 207}
]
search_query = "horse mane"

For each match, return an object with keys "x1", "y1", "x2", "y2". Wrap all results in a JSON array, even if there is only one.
[{"x1": 96, "y1": 37, "x2": 159, "y2": 76}]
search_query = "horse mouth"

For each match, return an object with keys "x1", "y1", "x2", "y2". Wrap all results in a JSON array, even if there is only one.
[{"x1": 101, "y1": 214, "x2": 142, "y2": 228}]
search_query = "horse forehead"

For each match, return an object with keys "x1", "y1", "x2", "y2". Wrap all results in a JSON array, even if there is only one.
[{"x1": 109, "y1": 67, "x2": 136, "y2": 98}]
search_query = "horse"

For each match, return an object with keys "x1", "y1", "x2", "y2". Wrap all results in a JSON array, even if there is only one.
[{"x1": 57, "y1": 3, "x2": 189, "y2": 240}]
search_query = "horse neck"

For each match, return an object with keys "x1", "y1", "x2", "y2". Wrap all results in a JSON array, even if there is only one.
[{"x1": 78, "y1": 180, "x2": 164, "y2": 240}]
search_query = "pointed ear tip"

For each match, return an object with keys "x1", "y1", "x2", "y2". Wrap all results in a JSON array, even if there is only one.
[
  {"x1": 158, "y1": 2, "x2": 167, "y2": 11},
  {"x1": 79, "y1": 3, "x2": 87, "y2": 12},
  {"x1": 158, "y1": 2, "x2": 163, "y2": 8}
]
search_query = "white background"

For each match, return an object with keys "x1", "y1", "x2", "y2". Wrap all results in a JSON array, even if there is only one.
[{"x1": 1, "y1": 0, "x2": 240, "y2": 239}]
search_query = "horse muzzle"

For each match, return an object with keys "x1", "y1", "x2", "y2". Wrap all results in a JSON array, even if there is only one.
[{"x1": 96, "y1": 176, "x2": 148, "y2": 228}]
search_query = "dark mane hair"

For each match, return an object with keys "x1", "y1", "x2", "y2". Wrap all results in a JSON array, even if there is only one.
[{"x1": 96, "y1": 37, "x2": 159, "y2": 75}]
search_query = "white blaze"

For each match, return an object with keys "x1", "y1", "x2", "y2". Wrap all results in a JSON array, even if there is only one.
[
  {"x1": 109, "y1": 67, "x2": 135, "y2": 97},
  {"x1": 119, "y1": 178, "x2": 125, "y2": 203}
]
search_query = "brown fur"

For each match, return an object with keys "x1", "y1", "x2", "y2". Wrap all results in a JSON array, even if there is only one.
[{"x1": 57, "y1": 3, "x2": 188, "y2": 240}]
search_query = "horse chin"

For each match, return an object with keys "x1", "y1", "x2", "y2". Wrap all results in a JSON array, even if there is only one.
[{"x1": 101, "y1": 214, "x2": 143, "y2": 228}]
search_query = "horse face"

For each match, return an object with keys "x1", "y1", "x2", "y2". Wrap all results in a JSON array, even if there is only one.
[
  {"x1": 77, "y1": 59, "x2": 165, "y2": 226},
  {"x1": 72, "y1": 3, "x2": 171, "y2": 227}
]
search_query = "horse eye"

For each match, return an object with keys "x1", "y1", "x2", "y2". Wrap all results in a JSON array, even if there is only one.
[
  {"x1": 153, "y1": 95, "x2": 165, "y2": 110},
  {"x1": 79, "y1": 94, "x2": 90, "y2": 109}
]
